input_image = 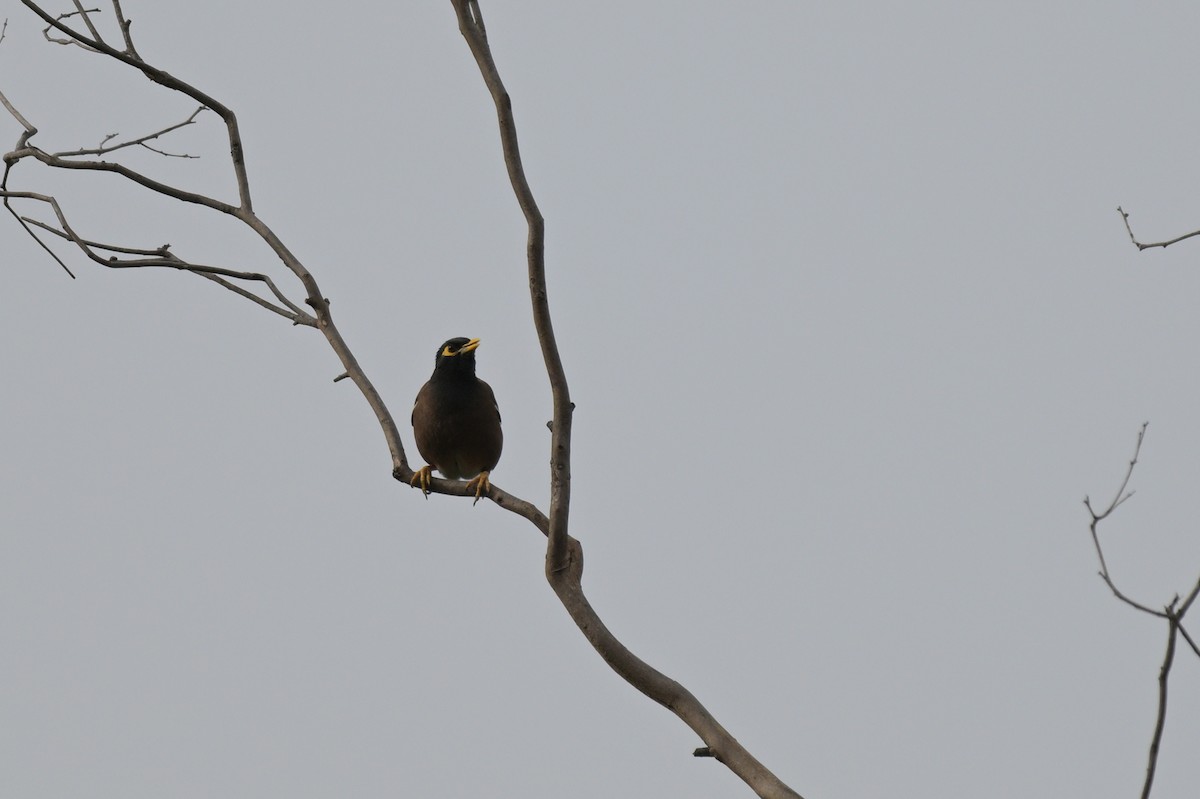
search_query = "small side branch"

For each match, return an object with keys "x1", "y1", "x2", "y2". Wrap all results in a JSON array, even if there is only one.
[
  {"x1": 6, "y1": 192, "x2": 313, "y2": 324},
  {"x1": 1083, "y1": 423, "x2": 1164, "y2": 617},
  {"x1": 1117, "y1": 206, "x2": 1200, "y2": 251},
  {"x1": 42, "y1": 6, "x2": 101, "y2": 50},
  {"x1": 111, "y1": 0, "x2": 138, "y2": 58},
  {"x1": 53, "y1": 106, "x2": 207, "y2": 159}
]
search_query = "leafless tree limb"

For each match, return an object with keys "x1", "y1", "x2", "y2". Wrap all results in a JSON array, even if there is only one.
[
  {"x1": 4, "y1": 3, "x2": 801, "y2": 797},
  {"x1": 1141, "y1": 618, "x2": 1177, "y2": 799},
  {"x1": 11, "y1": 143, "x2": 239, "y2": 211},
  {"x1": 5, "y1": 0, "x2": 550, "y2": 560},
  {"x1": 448, "y1": 0, "x2": 571, "y2": 572},
  {"x1": 444, "y1": 2, "x2": 801, "y2": 798},
  {"x1": 1179, "y1": 622, "x2": 1200, "y2": 659},
  {"x1": 110, "y1": 0, "x2": 138, "y2": 58},
  {"x1": 1083, "y1": 423, "x2": 1164, "y2": 617},
  {"x1": 53, "y1": 105, "x2": 206, "y2": 158},
  {"x1": 21, "y1": 0, "x2": 253, "y2": 209},
  {"x1": 41, "y1": 6, "x2": 100, "y2": 50},
  {"x1": 1084, "y1": 423, "x2": 1200, "y2": 799},
  {"x1": 5, "y1": 190, "x2": 309, "y2": 323},
  {"x1": 1, "y1": 190, "x2": 75, "y2": 276},
  {"x1": 69, "y1": 1, "x2": 102, "y2": 43},
  {"x1": 1117, "y1": 206, "x2": 1200, "y2": 251}
]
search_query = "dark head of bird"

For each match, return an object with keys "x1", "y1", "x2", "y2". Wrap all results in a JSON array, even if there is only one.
[{"x1": 431, "y1": 337, "x2": 481, "y2": 380}]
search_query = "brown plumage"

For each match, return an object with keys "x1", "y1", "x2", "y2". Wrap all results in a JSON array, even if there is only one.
[{"x1": 410, "y1": 337, "x2": 503, "y2": 502}]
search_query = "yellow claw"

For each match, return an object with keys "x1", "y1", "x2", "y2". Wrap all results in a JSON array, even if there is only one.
[
  {"x1": 410, "y1": 465, "x2": 433, "y2": 498},
  {"x1": 465, "y1": 471, "x2": 492, "y2": 505}
]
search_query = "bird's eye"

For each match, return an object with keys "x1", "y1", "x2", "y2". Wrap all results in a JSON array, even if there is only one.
[{"x1": 442, "y1": 345, "x2": 457, "y2": 357}]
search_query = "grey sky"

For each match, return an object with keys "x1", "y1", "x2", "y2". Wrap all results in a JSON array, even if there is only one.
[{"x1": 3, "y1": 2, "x2": 1199, "y2": 797}]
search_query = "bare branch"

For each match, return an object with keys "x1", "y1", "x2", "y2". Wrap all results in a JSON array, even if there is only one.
[
  {"x1": 138, "y1": 140, "x2": 197, "y2": 159},
  {"x1": 7, "y1": 5, "x2": 799, "y2": 796},
  {"x1": 2, "y1": 202, "x2": 75, "y2": 277},
  {"x1": 447, "y1": 3, "x2": 799, "y2": 798},
  {"x1": 69, "y1": 1, "x2": 103, "y2": 44},
  {"x1": 1179, "y1": 622, "x2": 1200, "y2": 660},
  {"x1": 448, "y1": 0, "x2": 573, "y2": 573},
  {"x1": 0, "y1": 87, "x2": 36, "y2": 139},
  {"x1": 1140, "y1": 619, "x2": 1177, "y2": 799},
  {"x1": 110, "y1": 0, "x2": 138, "y2": 58},
  {"x1": 52, "y1": 105, "x2": 206, "y2": 158},
  {"x1": 1117, "y1": 206, "x2": 1200, "y2": 251},
  {"x1": 7, "y1": 194, "x2": 312, "y2": 323},
  {"x1": 41, "y1": 6, "x2": 100, "y2": 51},
  {"x1": 1085, "y1": 423, "x2": 1200, "y2": 799},
  {"x1": 194, "y1": 271, "x2": 310, "y2": 323},
  {"x1": 1, "y1": 18, "x2": 8, "y2": 46},
  {"x1": 3, "y1": 8, "x2": 413, "y2": 472},
  {"x1": 22, "y1": 0, "x2": 253, "y2": 210},
  {"x1": 1083, "y1": 423, "x2": 1166, "y2": 617},
  {"x1": 12, "y1": 144, "x2": 238, "y2": 212},
  {"x1": 1085, "y1": 421, "x2": 1147, "y2": 523}
]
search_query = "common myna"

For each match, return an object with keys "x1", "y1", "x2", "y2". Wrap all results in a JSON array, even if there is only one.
[{"x1": 410, "y1": 337, "x2": 503, "y2": 502}]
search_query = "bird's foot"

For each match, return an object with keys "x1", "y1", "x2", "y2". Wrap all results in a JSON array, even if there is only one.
[
  {"x1": 410, "y1": 465, "x2": 433, "y2": 498},
  {"x1": 465, "y1": 471, "x2": 492, "y2": 506}
]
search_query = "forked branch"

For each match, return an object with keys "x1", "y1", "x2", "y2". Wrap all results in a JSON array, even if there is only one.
[{"x1": 1084, "y1": 423, "x2": 1200, "y2": 799}]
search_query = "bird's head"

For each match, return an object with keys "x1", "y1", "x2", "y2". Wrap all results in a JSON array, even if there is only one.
[{"x1": 432, "y1": 336, "x2": 482, "y2": 378}]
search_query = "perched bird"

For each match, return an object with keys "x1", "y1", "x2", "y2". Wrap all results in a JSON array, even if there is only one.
[{"x1": 410, "y1": 337, "x2": 503, "y2": 502}]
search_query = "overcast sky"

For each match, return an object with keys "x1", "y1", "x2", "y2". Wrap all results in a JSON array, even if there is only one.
[{"x1": 3, "y1": 2, "x2": 1199, "y2": 797}]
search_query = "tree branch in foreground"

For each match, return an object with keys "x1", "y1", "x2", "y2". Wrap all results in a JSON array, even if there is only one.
[
  {"x1": 4, "y1": 3, "x2": 800, "y2": 797},
  {"x1": 1084, "y1": 423, "x2": 1200, "y2": 799}
]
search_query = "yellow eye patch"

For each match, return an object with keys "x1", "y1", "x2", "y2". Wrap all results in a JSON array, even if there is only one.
[{"x1": 442, "y1": 338, "x2": 481, "y2": 358}]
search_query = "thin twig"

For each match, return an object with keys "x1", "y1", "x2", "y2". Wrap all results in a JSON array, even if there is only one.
[
  {"x1": 53, "y1": 106, "x2": 206, "y2": 158},
  {"x1": 1117, "y1": 206, "x2": 1200, "y2": 251},
  {"x1": 111, "y1": 0, "x2": 139, "y2": 58},
  {"x1": 138, "y1": 141, "x2": 196, "y2": 158},
  {"x1": 42, "y1": 7, "x2": 100, "y2": 51},
  {"x1": 1083, "y1": 423, "x2": 1165, "y2": 616},
  {"x1": 1179, "y1": 622, "x2": 1200, "y2": 659},
  {"x1": 11, "y1": 197, "x2": 311, "y2": 323},
  {"x1": 14, "y1": 145, "x2": 237, "y2": 212},
  {"x1": 194, "y1": 272, "x2": 309, "y2": 323},
  {"x1": 2, "y1": 203, "x2": 75, "y2": 276},
  {"x1": 1177, "y1": 573, "x2": 1200, "y2": 618}
]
